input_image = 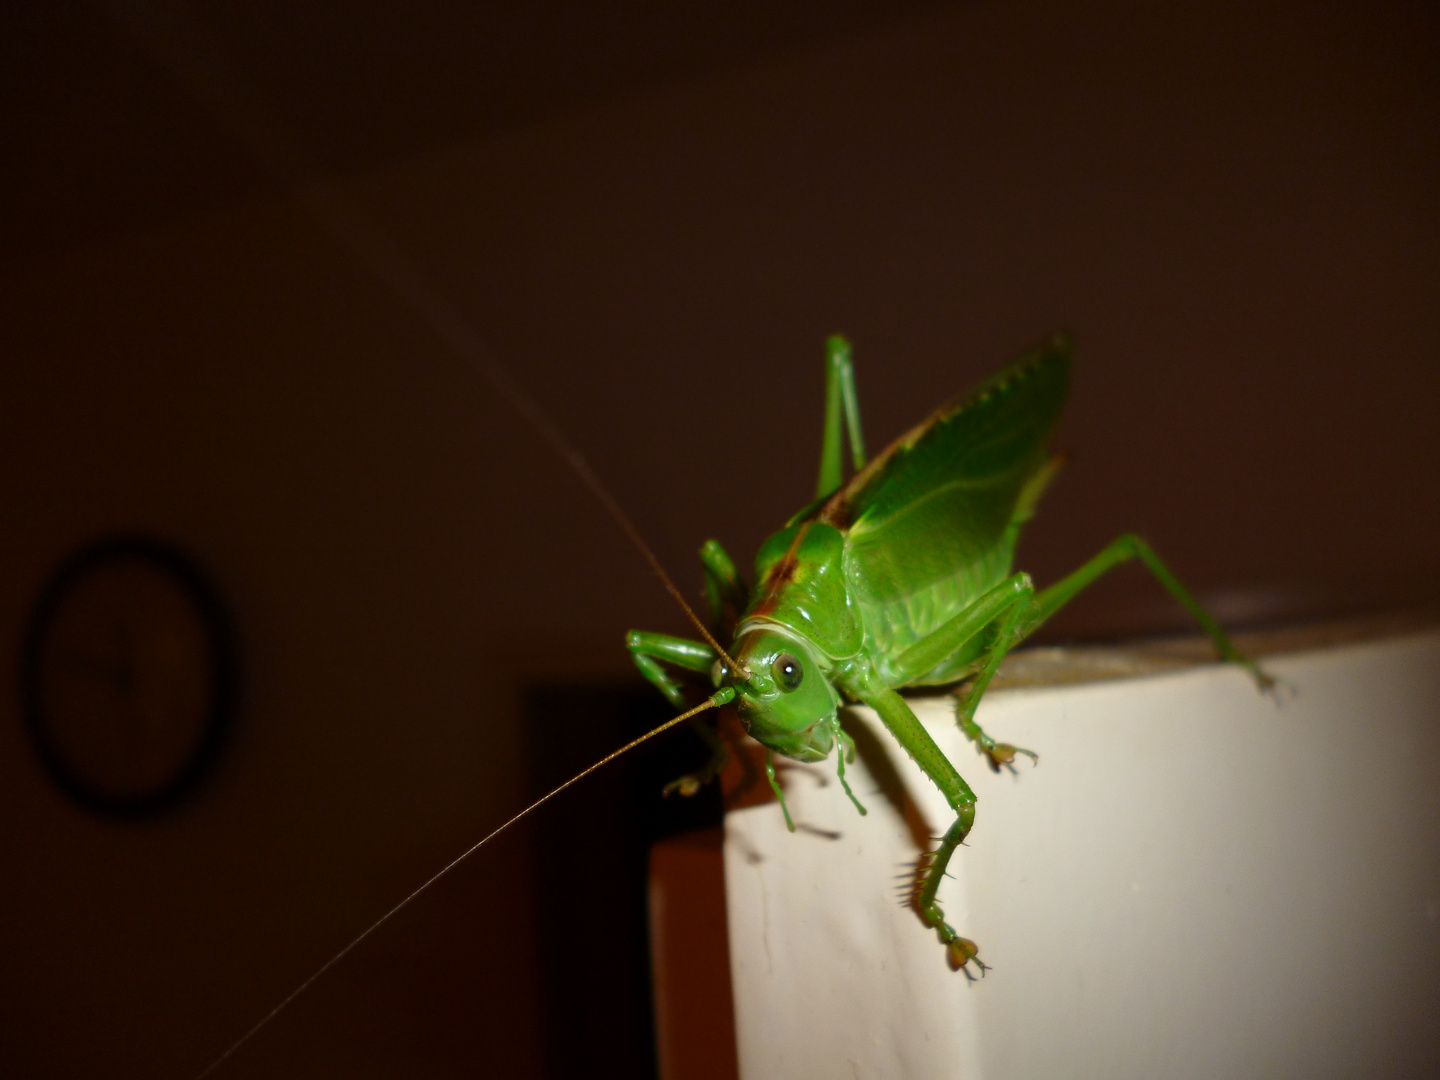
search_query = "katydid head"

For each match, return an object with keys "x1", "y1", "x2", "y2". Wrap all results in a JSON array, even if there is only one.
[{"x1": 715, "y1": 627, "x2": 840, "y2": 762}]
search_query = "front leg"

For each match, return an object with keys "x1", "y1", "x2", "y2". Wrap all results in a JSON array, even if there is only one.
[
  {"x1": 626, "y1": 630, "x2": 714, "y2": 709},
  {"x1": 626, "y1": 630, "x2": 728, "y2": 795},
  {"x1": 856, "y1": 681, "x2": 988, "y2": 975}
]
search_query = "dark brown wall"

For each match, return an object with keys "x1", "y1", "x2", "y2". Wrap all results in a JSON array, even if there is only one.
[{"x1": 0, "y1": 2, "x2": 1435, "y2": 1076}]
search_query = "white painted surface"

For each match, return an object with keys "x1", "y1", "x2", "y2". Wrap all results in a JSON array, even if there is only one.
[{"x1": 724, "y1": 633, "x2": 1440, "y2": 1079}]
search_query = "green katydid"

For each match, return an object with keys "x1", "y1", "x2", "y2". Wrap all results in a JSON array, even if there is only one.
[
  {"x1": 196, "y1": 334, "x2": 1269, "y2": 1076},
  {"x1": 127, "y1": 5, "x2": 1271, "y2": 1055},
  {"x1": 628, "y1": 332, "x2": 1272, "y2": 974}
]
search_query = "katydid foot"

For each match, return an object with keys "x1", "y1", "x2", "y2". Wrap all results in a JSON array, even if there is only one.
[
  {"x1": 921, "y1": 901, "x2": 989, "y2": 978},
  {"x1": 981, "y1": 741, "x2": 1038, "y2": 773},
  {"x1": 955, "y1": 691, "x2": 1039, "y2": 774},
  {"x1": 1241, "y1": 657, "x2": 1289, "y2": 699},
  {"x1": 912, "y1": 803, "x2": 984, "y2": 974},
  {"x1": 661, "y1": 713, "x2": 731, "y2": 797},
  {"x1": 662, "y1": 772, "x2": 706, "y2": 798},
  {"x1": 662, "y1": 747, "x2": 727, "y2": 798}
]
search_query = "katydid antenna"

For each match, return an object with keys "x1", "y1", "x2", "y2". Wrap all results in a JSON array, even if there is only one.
[
  {"x1": 99, "y1": 3, "x2": 749, "y2": 1075},
  {"x1": 102, "y1": 0, "x2": 744, "y2": 676}
]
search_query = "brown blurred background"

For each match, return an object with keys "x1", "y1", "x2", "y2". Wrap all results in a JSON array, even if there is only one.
[{"x1": 0, "y1": 1, "x2": 1436, "y2": 1077}]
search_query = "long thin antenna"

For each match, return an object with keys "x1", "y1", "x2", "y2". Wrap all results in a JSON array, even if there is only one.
[
  {"x1": 101, "y1": 0, "x2": 743, "y2": 677},
  {"x1": 193, "y1": 688, "x2": 734, "y2": 1079}
]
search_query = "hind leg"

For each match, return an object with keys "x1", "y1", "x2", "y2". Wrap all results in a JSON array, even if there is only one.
[{"x1": 1020, "y1": 534, "x2": 1273, "y2": 690}]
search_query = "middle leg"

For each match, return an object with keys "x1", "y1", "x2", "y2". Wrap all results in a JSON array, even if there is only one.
[{"x1": 890, "y1": 573, "x2": 1040, "y2": 771}]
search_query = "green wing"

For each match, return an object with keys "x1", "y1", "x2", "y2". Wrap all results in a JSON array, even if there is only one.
[{"x1": 819, "y1": 334, "x2": 1071, "y2": 656}]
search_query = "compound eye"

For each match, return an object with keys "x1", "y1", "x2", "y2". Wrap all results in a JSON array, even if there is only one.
[{"x1": 772, "y1": 652, "x2": 803, "y2": 692}]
